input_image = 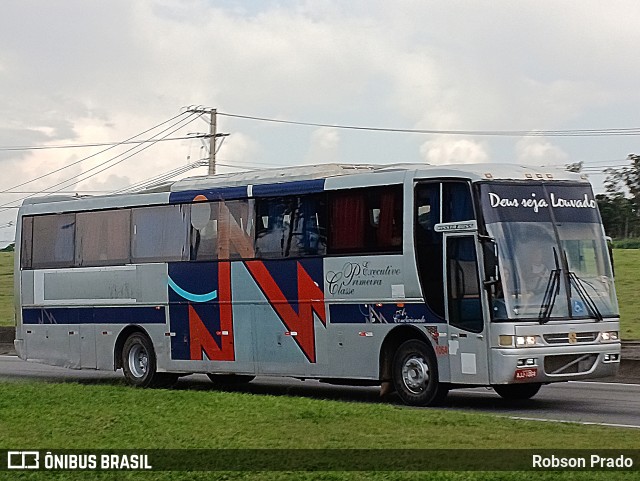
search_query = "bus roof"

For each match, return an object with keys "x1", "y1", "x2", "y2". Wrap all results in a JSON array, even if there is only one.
[{"x1": 21, "y1": 162, "x2": 588, "y2": 209}]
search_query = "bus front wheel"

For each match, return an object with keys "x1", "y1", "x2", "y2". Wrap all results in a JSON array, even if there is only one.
[
  {"x1": 493, "y1": 383, "x2": 541, "y2": 400},
  {"x1": 122, "y1": 332, "x2": 178, "y2": 388},
  {"x1": 392, "y1": 339, "x2": 448, "y2": 406}
]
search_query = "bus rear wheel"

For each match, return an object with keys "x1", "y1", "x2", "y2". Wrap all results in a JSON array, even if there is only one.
[
  {"x1": 207, "y1": 374, "x2": 255, "y2": 385},
  {"x1": 392, "y1": 339, "x2": 448, "y2": 406},
  {"x1": 122, "y1": 332, "x2": 178, "y2": 388},
  {"x1": 493, "y1": 383, "x2": 541, "y2": 400}
]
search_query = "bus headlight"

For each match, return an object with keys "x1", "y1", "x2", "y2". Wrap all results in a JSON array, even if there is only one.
[
  {"x1": 515, "y1": 335, "x2": 540, "y2": 347},
  {"x1": 601, "y1": 331, "x2": 619, "y2": 342}
]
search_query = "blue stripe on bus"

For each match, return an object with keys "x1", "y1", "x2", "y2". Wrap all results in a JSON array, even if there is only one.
[
  {"x1": 22, "y1": 306, "x2": 166, "y2": 325},
  {"x1": 169, "y1": 179, "x2": 326, "y2": 204},
  {"x1": 329, "y1": 303, "x2": 444, "y2": 324},
  {"x1": 169, "y1": 186, "x2": 248, "y2": 204},
  {"x1": 251, "y1": 179, "x2": 325, "y2": 197}
]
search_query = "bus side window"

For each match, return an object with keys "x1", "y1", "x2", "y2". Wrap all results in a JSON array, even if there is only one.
[
  {"x1": 32, "y1": 213, "x2": 76, "y2": 269},
  {"x1": 255, "y1": 195, "x2": 326, "y2": 258},
  {"x1": 328, "y1": 186, "x2": 402, "y2": 255},
  {"x1": 132, "y1": 204, "x2": 190, "y2": 263},
  {"x1": 76, "y1": 209, "x2": 131, "y2": 267},
  {"x1": 219, "y1": 199, "x2": 255, "y2": 260},
  {"x1": 190, "y1": 201, "x2": 218, "y2": 261},
  {"x1": 21, "y1": 216, "x2": 34, "y2": 269}
]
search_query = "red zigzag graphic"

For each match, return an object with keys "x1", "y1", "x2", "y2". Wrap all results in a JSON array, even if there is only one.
[
  {"x1": 189, "y1": 262, "x2": 235, "y2": 361},
  {"x1": 245, "y1": 261, "x2": 326, "y2": 363}
]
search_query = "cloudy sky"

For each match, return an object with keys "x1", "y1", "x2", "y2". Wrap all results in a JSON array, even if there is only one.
[{"x1": 1, "y1": 0, "x2": 640, "y2": 243}]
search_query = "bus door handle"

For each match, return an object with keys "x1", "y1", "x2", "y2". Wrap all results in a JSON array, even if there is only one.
[
  {"x1": 450, "y1": 333, "x2": 459, "y2": 339},
  {"x1": 476, "y1": 334, "x2": 484, "y2": 339}
]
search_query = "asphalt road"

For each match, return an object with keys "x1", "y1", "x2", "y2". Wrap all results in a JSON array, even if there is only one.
[{"x1": 1, "y1": 354, "x2": 639, "y2": 429}]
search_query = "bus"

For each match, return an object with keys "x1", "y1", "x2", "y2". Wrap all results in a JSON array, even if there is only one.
[{"x1": 14, "y1": 163, "x2": 620, "y2": 406}]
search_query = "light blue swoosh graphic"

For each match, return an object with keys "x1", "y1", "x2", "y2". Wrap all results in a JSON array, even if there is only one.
[{"x1": 168, "y1": 277, "x2": 217, "y2": 303}]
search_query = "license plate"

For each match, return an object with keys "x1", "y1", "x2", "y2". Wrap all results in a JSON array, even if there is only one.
[{"x1": 515, "y1": 368, "x2": 537, "y2": 380}]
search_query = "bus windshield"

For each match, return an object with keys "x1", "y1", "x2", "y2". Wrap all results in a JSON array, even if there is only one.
[{"x1": 478, "y1": 182, "x2": 618, "y2": 321}]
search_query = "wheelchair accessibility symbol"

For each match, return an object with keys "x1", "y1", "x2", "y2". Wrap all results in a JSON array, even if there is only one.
[{"x1": 572, "y1": 299, "x2": 586, "y2": 315}]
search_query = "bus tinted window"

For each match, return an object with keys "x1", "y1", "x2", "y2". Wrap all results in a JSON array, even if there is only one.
[
  {"x1": 222, "y1": 200, "x2": 255, "y2": 260},
  {"x1": 32, "y1": 213, "x2": 76, "y2": 269},
  {"x1": 414, "y1": 183, "x2": 444, "y2": 317},
  {"x1": 76, "y1": 209, "x2": 131, "y2": 266},
  {"x1": 443, "y1": 182, "x2": 474, "y2": 222},
  {"x1": 191, "y1": 200, "x2": 255, "y2": 261},
  {"x1": 132, "y1": 204, "x2": 190, "y2": 263},
  {"x1": 328, "y1": 186, "x2": 402, "y2": 254},
  {"x1": 255, "y1": 195, "x2": 326, "y2": 258},
  {"x1": 190, "y1": 201, "x2": 218, "y2": 261},
  {"x1": 20, "y1": 216, "x2": 34, "y2": 269}
]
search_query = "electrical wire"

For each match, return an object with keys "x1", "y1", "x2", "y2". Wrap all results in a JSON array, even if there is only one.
[
  {"x1": 0, "y1": 112, "x2": 203, "y2": 212},
  {"x1": 41, "y1": 113, "x2": 203, "y2": 199},
  {"x1": 112, "y1": 159, "x2": 208, "y2": 194},
  {"x1": 0, "y1": 134, "x2": 208, "y2": 152},
  {"x1": 218, "y1": 111, "x2": 640, "y2": 137},
  {"x1": 0, "y1": 110, "x2": 193, "y2": 197}
]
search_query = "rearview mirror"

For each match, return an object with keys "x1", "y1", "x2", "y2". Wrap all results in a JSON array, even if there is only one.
[{"x1": 480, "y1": 236, "x2": 499, "y2": 286}]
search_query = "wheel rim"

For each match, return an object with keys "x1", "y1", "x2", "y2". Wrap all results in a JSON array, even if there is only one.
[
  {"x1": 128, "y1": 343, "x2": 148, "y2": 378},
  {"x1": 402, "y1": 355, "x2": 429, "y2": 394}
]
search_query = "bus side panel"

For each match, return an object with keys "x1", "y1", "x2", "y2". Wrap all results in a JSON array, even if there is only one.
[
  {"x1": 165, "y1": 261, "x2": 255, "y2": 375},
  {"x1": 164, "y1": 259, "x2": 329, "y2": 377},
  {"x1": 323, "y1": 255, "x2": 450, "y2": 381},
  {"x1": 19, "y1": 264, "x2": 169, "y2": 370},
  {"x1": 242, "y1": 259, "x2": 328, "y2": 377}
]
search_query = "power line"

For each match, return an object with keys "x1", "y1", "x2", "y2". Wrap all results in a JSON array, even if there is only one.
[
  {"x1": 42, "y1": 113, "x2": 203, "y2": 199},
  {"x1": 218, "y1": 111, "x2": 640, "y2": 137},
  {"x1": 0, "y1": 134, "x2": 209, "y2": 152},
  {"x1": 0, "y1": 112, "x2": 203, "y2": 212},
  {"x1": 112, "y1": 159, "x2": 208, "y2": 194},
  {"x1": 0, "y1": 110, "x2": 193, "y2": 197}
]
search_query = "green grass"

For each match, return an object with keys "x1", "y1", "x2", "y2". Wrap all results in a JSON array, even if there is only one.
[
  {"x1": 1, "y1": 251, "x2": 640, "y2": 338},
  {"x1": 0, "y1": 252, "x2": 13, "y2": 326},
  {"x1": 612, "y1": 250, "x2": 640, "y2": 339},
  {"x1": 0, "y1": 381, "x2": 638, "y2": 480}
]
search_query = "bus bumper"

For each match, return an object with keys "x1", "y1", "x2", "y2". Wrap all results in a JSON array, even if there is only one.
[{"x1": 490, "y1": 343, "x2": 621, "y2": 385}]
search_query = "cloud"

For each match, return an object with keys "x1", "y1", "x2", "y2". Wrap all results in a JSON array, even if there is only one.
[
  {"x1": 515, "y1": 137, "x2": 569, "y2": 166},
  {"x1": 0, "y1": 0, "x2": 639, "y2": 228},
  {"x1": 305, "y1": 127, "x2": 340, "y2": 164},
  {"x1": 420, "y1": 137, "x2": 489, "y2": 165}
]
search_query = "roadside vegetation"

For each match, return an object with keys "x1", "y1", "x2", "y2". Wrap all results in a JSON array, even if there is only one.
[
  {"x1": 0, "y1": 252, "x2": 13, "y2": 325},
  {"x1": 0, "y1": 381, "x2": 639, "y2": 480}
]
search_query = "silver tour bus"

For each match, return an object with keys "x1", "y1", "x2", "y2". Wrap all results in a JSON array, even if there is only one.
[{"x1": 14, "y1": 163, "x2": 620, "y2": 406}]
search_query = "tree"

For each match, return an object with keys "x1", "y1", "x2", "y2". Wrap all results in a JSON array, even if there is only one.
[{"x1": 600, "y1": 154, "x2": 640, "y2": 238}]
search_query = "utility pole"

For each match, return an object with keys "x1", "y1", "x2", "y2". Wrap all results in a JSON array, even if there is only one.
[
  {"x1": 185, "y1": 106, "x2": 227, "y2": 176},
  {"x1": 209, "y1": 108, "x2": 217, "y2": 175}
]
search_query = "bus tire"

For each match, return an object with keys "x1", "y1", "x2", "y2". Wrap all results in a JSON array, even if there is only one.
[
  {"x1": 493, "y1": 383, "x2": 541, "y2": 400},
  {"x1": 392, "y1": 339, "x2": 448, "y2": 406},
  {"x1": 207, "y1": 374, "x2": 256, "y2": 385},
  {"x1": 122, "y1": 332, "x2": 178, "y2": 388}
]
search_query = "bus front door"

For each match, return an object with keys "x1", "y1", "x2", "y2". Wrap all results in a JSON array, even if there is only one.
[{"x1": 444, "y1": 235, "x2": 490, "y2": 385}]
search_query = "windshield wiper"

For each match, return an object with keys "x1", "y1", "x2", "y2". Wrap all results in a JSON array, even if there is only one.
[
  {"x1": 568, "y1": 271, "x2": 604, "y2": 322},
  {"x1": 538, "y1": 248, "x2": 561, "y2": 324}
]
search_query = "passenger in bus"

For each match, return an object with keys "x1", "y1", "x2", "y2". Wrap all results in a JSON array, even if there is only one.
[{"x1": 526, "y1": 245, "x2": 551, "y2": 294}]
